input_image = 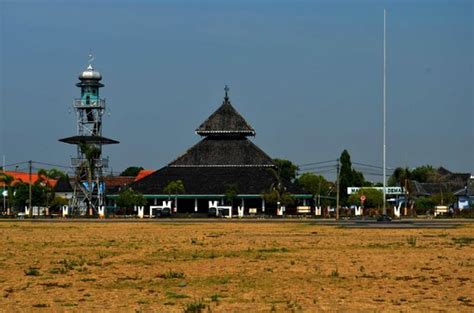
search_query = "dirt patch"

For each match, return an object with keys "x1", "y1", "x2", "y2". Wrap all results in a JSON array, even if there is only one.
[{"x1": 0, "y1": 222, "x2": 472, "y2": 311}]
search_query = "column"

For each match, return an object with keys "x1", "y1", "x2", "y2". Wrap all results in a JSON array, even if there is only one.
[
  {"x1": 194, "y1": 198, "x2": 198, "y2": 212},
  {"x1": 262, "y1": 199, "x2": 265, "y2": 213}
]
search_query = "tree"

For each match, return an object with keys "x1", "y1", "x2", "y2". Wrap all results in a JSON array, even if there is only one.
[
  {"x1": 14, "y1": 182, "x2": 47, "y2": 209},
  {"x1": 163, "y1": 180, "x2": 185, "y2": 212},
  {"x1": 273, "y1": 159, "x2": 299, "y2": 182},
  {"x1": 0, "y1": 172, "x2": 14, "y2": 212},
  {"x1": 414, "y1": 197, "x2": 434, "y2": 215},
  {"x1": 411, "y1": 165, "x2": 435, "y2": 183},
  {"x1": 297, "y1": 173, "x2": 332, "y2": 206},
  {"x1": 37, "y1": 168, "x2": 59, "y2": 211},
  {"x1": 116, "y1": 188, "x2": 146, "y2": 214},
  {"x1": 79, "y1": 143, "x2": 101, "y2": 212},
  {"x1": 338, "y1": 150, "x2": 366, "y2": 205},
  {"x1": 120, "y1": 166, "x2": 144, "y2": 177},
  {"x1": 224, "y1": 184, "x2": 239, "y2": 207},
  {"x1": 347, "y1": 188, "x2": 383, "y2": 209},
  {"x1": 263, "y1": 168, "x2": 294, "y2": 210},
  {"x1": 431, "y1": 192, "x2": 455, "y2": 207}
]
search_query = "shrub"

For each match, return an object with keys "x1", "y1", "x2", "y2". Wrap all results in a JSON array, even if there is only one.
[
  {"x1": 158, "y1": 270, "x2": 185, "y2": 279},
  {"x1": 24, "y1": 267, "x2": 40, "y2": 276},
  {"x1": 183, "y1": 299, "x2": 206, "y2": 313}
]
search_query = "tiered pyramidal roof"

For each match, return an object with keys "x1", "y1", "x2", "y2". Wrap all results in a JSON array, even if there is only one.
[
  {"x1": 131, "y1": 88, "x2": 308, "y2": 196},
  {"x1": 169, "y1": 87, "x2": 274, "y2": 168},
  {"x1": 195, "y1": 88, "x2": 256, "y2": 136}
]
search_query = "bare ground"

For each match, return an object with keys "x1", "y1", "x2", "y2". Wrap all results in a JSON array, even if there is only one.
[{"x1": 0, "y1": 221, "x2": 473, "y2": 312}]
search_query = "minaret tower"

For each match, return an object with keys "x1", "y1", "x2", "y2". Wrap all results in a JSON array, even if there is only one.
[{"x1": 60, "y1": 55, "x2": 119, "y2": 215}]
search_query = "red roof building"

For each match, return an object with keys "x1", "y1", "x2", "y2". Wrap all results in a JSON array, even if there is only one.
[{"x1": 0, "y1": 171, "x2": 58, "y2": 188}]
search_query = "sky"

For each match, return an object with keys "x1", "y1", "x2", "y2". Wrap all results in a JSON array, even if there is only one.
[{"x1": 0, "y1": 0, "x2": 473, "y2": 181}]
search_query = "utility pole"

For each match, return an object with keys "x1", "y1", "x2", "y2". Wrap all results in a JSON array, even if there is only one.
[
  {"x1": 336, "y1": 159, "x2": 340, "y2": 220},
  {"x1": 2, "y1": 155, "x2": 5, "y2": 213},
  {"x1": 28, "y1": 160, "x2": 32, "y2": 217}
]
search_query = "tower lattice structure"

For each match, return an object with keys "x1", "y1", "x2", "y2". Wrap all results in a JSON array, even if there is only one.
[{"x1": 59, "y1": 59, "x2": 118, "y2": 215}]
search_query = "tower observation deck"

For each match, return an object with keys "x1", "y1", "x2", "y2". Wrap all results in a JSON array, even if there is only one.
[{"x1": 59, "y1": 58, "x2": 119, "y2": 215}]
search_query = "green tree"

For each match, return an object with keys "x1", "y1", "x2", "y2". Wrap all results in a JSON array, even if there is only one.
[
  {"x1": 79, "y1": 143, "x2": 101, "y2": 212},
  {"x1": 338, "y1": 150, "x2": 366, "y2": 205},
  {"x1": 224, "y1": 184, "x2": 239, "y2": 207},
  {"x1": 116, "y1": 188, "x2": 146, "y2": 214},
  {"x1": 120, "y1": 166, "x2": 144, "y2": 177},
  {"x1": 414, "y1": 197, "x2": 435, "y2": 215},
  {"x1": 37, "y1": 169, "x2": 58, "y2": 210},
  {"x1": 0, "y1": 172, "x2": 14, "y2": 212},
  {"x1": 14, "y1": 182, "x2": 47, "y2": 209},
  {"x1": 297, "y1": 173, "x2": 332, "y2": 206},
  {"x1": 430, "y1": 192, "x2": 455, "y2": 207},
  {"x1": 411, "y1": 165, "x2": 435, "y2": 183},
  {"x1": 163, "y1": 180, "x2": 185, "y2": 212},
  {"x1": 388, "y1": 167, "x2": 413, "y2": 215},
  {"x1": 263, "y1": 168, "x2": 294, "y2": 210},
  {"x1": 273, "y1": 159, "x2": 299, "y2": 182},
  {"x1": 347, "y1": 188, "x2": 383, "y2": 208}
]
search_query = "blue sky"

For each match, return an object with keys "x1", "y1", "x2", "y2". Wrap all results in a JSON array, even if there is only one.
[{"x1": 0, "y1": 0, "x2": 473, "y2": 180}]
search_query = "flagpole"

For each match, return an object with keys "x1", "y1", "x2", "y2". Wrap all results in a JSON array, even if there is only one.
[{"x1": 383, "y1": 9, "x2": 387, "y2": 215}]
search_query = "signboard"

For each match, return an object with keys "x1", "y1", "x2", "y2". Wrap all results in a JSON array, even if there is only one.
[{"x1": 347, "y1": 187, "x2": 404, "y2": 195}]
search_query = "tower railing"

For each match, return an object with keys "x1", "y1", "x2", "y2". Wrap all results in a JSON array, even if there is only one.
[
  {"x1": 73, "y1": 99, "x2": 106, "y2": 109},
  {"x1": 71, "y1": 157, "x2": 109, "y2": 168}
]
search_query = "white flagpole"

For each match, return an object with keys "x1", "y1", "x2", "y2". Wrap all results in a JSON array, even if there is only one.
[{"x1": 383, "y1": 9, "x2": 387, "y2": 215}]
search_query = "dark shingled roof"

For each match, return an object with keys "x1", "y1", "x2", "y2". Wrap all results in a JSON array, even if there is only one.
[
  {"x1": 130, "y1": 166, "x2": 305, "y2": 195},
  {"x1": 454, "y1": 178, "x2": 474, "y2": 196},
  {"x1": 196, "y1": 97, "x2": 255, "y2": 136},
  {"x1": 54, "y1": 176, "x2": 73, "y2": 193},
  {"x1": 169, "y1": 137, "x2": 274, "y2": 167}
]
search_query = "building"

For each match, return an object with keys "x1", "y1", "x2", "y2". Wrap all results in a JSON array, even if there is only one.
[
  {"x1": 454, "y1": 176, "x2": 474, "y2": 209},
  {"x1": 123, "y1": 88, "x2": 311, "y2": 215},
  {"x1": 0, "y1": 171, "x2": 57, "y2": 188}
]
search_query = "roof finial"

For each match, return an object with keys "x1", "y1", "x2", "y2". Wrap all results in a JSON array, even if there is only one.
[
  {"x1": 87, "y1": 51, "x2": 95, "y2": 70},
  {"x1": 224, "y1": 85, "x2": 230, "y2": 102}
]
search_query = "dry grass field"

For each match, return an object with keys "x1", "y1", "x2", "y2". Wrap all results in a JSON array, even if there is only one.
[{"x1": 0, "y1": 221, "x2": 473, "y2": 312}]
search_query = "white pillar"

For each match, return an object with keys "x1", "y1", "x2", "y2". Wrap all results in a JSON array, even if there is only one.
[
  {"x1": 238, "y1": 206, "x2": 244, "y2": 218},
  {"x1": 315, "y1": 206, "x2": 321, "y2": 216},
  {"x1": 220, "y1": 198, "x2": 224, "y2": 205},
  {"x1": 98, "y1": 206, "x2": 105, "y2": 218},
  {"x1": 262, "y1": 199, "x2": 265, "y2": 213},
  {"x1": 303, "y1": 199, "x2": 307, "y2": 206},
  {"x1": 355, "y1": 206, "x2": 362, "y2": 216},
  {"x1": 241, "y1": 198, "x2": 245, "y2": 210},
  {"x1": 194, "y1": 198, "x2": 198, "y2": 212},
  {"x1": 394, "y1": 205, "x2": 400, "y2": 218},
  {"x1": 137, "y1": 206, "x2": 144, "y2": 218},
  {"x1": 62, "y1": 205, "x2": 69, "y2": 217},
  {"x1": 154, "y1": 198, "x2": 158, "y2": 205}
]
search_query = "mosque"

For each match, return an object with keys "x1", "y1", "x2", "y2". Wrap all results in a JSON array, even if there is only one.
[
  {"x1": 124, "y1": 87, "x2": 311, "y2": 215},
  {"x1": 61, "y1": 62, "x2": 311, "y2": 216}
]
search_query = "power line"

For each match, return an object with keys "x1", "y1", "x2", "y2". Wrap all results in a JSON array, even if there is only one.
[
  {"x1": 2, "y1": 161, "x2": 30, "y2": 168},
  {"x1": 298, "y1": 159, "x2": 338, "y2": 167}
]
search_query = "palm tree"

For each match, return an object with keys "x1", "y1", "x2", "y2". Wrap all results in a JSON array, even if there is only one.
[
  {"x1": 263, "y1": 168, "x2": 294, "y2": 214},
  {"x1": 79, "y1": 143, "x2": 101, "y2": 214},
  {"x1": 163, "y1": 180, "x2": 185, "y2": 213},
  {"x1": 0, "y1": 172, "x2": 14, "y2": 214},
  {"x1": 225, "y1": 184, "x2": 239, "y2": 209},
  {"x1": 37, "y1": 169, "x2": 60, "y2": 215}
]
